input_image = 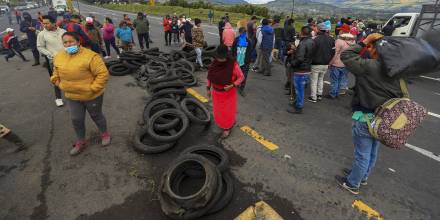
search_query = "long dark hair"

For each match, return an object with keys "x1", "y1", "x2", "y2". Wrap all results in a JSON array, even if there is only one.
[{"x1": 105, "y1": 17, "x2": 113, "y2": 24}]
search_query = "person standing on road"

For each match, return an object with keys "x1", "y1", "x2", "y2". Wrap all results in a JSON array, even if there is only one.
[
  {"x1": 222, "y1": 22, "x2": 235, "y2": 50},
  {"x1": 116, "y1": 21, "x2": 134, "y2": 52},
  {"x1": 171, "y1": 16, "x2": 180, "y2": 45},
  {"x1": 192, "y1": 18, "x2": 204, "y2": 69},
  {"x1": 284, "y1": 18, "x2": 296, "y2": 46},
  {"x1": 3, "y1": 28, "x2": 29, "y2": 62},
  {"x1": 15, "y1": 10, "x2": 21, "y2": 25},
  {"x1": 327, "y1": 24, "x2": 355, "y2": 99},
  {"x1": 286, "y1": 26, "x2": 314, "y2": 114},
  {"x1": 309, "y1": 22, "x2": 335, "y2": 103},
  {"x1": 133, "y1": 12, "x2": 150, "y2": 50},
  {"x1": 272, "y1": 18, "x2": 285, "y2": 63},
  {"x1": 85, "y1": 17, "x2": 104, "y2": 55},
  {"x1": 208, "y1": 10, "x2": 213, "y2": 25},
  {"x1": 218, "y1": 16, "x2": 226, "y2": 44},
  {"x1": 207, "y1": 44, "x2": 244, "y2": 140},
  {"x1": 258, "y1": 19, "x2": 274, "y2": 76},
  {"x1": 232, "y1": 27, "x2": 253, "y2": 97},
  {"x1": 62, "y1": 14, "x2": 91, "y2": 49},
  {"x1": 182, "y1": 18, "x2": 193, "y2": 44},
  {"x1": 335, "y1": 33, "x2": 406, "y2": 195},
  {"x1": 246, "y1": 16, "x2": 258, "y2": 60},
  {"x1": 37, "y1": 15, "x2": 66, "y2": 107},
  {"x1": 163, "y1": 15, "x2": 172, "y2": 46},
  {"x1": 102, "y1": 17, "x2": 120, "y2": 59},
  {"x1": 6, "y1": 8, "x2": 13, "y2": 25},
  {"x1": 20, "y1": 12, "x2": 41, "y2": 66},
  {"x1": 51, "y1": 32, "x2": 110, "y2": 156},
  {"x1": 252, "y1": 20, "x2": 263, "y2": 72}
]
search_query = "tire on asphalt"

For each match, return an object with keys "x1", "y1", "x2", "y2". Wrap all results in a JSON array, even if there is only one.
[
  {"x1": 151, "y1": 88, "x2": 187, "y2": 101},
  {"x1": 180, "y1": 98, "x2": 211, "y2": 125},
  {"x1": 176, "y1": 59, "x2": 196, "y2": 74},
  {"x1": 180, "y1": 145, "x2": 229, "y2": 172},
  {"x1": 109, "y1": 63, "x2": 131, "y2": 76},
  {"x1": 143, "y1": 98, "x2": 181, "y2": 123},
  {"x1": 149, "y1": 81, "x2": 185, "y2": 93},
  {"x1": 207, "y1": 171, "x2": 234, "y2": 214},
  {"x1": 147, "y1": 109, "x2": 189, "y2": 143},
  {"x1": 133, "y1": 125, "x2": 177, "y2": 154}
]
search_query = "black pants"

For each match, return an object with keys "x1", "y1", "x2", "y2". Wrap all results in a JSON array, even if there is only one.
[
  {"x1": 219, "y1": 30, "x2": 223, "y2": 44},
  {"x1": 30, "y1": 44, "x2": 40, "y2": 63},
  {"x1": 16, "y1": 16, "x2": 21, "y2": 24},
  {"x1": 44, "y1": 56, "x2": 62, "y2": 99},
  {"x1": 172, "y1": 32, "x2": 180, "y2": 43},
  {"x1": 164, "y1": 31, "x2": 171, "y2": 45},
  {"x1": 6, "y1": 48, "x2": 26, "y2": 61},
  {"x1": 185, "y1": 34, "x2": 192, "y2": 44},
  {"x1": 137, "y1": 32, "x2": 150, "y2": 49},
  {"x1": 104, "y1": 37, "x2": 120, "y2": 56}
]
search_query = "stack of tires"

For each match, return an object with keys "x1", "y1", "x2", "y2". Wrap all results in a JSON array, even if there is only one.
[
  {"x1": 179, "y1": 45, "x2": 217, "y2": 70},
  {"x1": 133, "y1": 97, "x2": 211, "y2": 154},
  {"x1": 159, "y1": 145, "x2": 234, "y2": 219}
]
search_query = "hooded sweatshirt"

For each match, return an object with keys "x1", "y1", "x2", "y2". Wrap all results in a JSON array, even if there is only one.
[
  {"x1": 222, "y1": 23, "x2": 235, "y2": 47},
  {"x1": 20, "y1": 12, "x2": 40, "y2": 46},
  {"x1": 261, "y1": 25, "x2": 274, "y2": 50},
  {"x1": 102, "y1": 23, "x2": 115, "y2": 40}
]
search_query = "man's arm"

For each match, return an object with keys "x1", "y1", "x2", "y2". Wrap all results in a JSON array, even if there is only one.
[
  {"x1": 36, "y1": 32, "x2": 53, "y2": 58},
  {"x1": 341, "y1": 43, "x2": 380, "y2": 76}
]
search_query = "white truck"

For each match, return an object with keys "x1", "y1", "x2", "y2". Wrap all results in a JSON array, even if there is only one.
[
  {"x1": 53, "y1": 0, "x2": 67, "y2": 15},
  {"x1": 383, "y1": 3, "x2": 440, "y2": 38}
]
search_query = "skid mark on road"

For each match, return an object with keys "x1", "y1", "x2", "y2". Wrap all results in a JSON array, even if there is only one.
[
  {"x1": 240, "y1": 126, "x2": 279, "y2": 151},
  {"x1": 186, "y1": 88, "x2": 209, "y2": 103},
  {"x1": 405, "y1": 143, "x2": 440, "y2": 162},
  {"x1": 352, "y1": 200, "x2": 384, "y2": 220}
]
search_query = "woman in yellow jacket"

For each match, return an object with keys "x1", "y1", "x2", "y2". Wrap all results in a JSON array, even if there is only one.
[{"x1": 51, "y1": 32, "x2": 110, "y2": 156}]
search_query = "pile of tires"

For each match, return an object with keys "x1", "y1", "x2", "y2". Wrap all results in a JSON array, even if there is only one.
[
  {"x1": 133, "y1": 97, "x2": 211, "y2": 154},
  {"x1": 159, "y1": 145, "x2": 234, "y2": 219},
  {"x1": 179, "y1": 45, "x2": 217, "y2": 70}
]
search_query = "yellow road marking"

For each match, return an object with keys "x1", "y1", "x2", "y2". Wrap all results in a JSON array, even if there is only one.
[
  {"x1": 186, "y1": 88, "x2": 209, "y2": 103},
  {"x1": 240, "y1": 126, "x2": 279, "y2": 151},
  {"x1": 352, "y1": 200, "x2": 384, "y2": 220}
]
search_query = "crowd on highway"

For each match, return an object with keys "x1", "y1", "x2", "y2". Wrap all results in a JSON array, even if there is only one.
[{"x1": 1, "y1": 5, "x2": 437, "y2": 197}]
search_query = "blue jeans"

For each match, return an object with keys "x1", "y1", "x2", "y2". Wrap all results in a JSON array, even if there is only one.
[
  {"x1": 347, "y1": 120, "x2": 380, "y2": 187},
  {"x1": 329, "y1": 66, "x2": 348, "y2": 98},
  {"x1": 239, "y1": 65, "x2": 249, "y2": 90},
  {"x1": 292, "y1": 74, "x2": 310, "y2": 109},
  {"x1": 275, "y1": 39, "x2": 285, "y2": 62}
]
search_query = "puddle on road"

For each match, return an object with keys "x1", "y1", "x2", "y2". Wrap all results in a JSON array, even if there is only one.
[{"x1": 76, "y1": 121, "x2": 302, "y2": 220}]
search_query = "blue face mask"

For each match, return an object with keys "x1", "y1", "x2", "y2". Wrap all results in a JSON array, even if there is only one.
[{"x1": 65, "y1": 45, "x2": 79, "y2": 54}]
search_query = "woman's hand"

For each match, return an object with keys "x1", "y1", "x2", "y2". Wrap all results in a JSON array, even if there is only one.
[
  {"x1": 54, "y1": 80, "x2": 60, "y2": 87},
  {"x1": 224, "y1": 84, "x2": 234, "y2": 91}
]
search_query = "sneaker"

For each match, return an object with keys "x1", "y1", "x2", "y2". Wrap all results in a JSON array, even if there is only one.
[
  {"x1": 342, "y1": 168, "x2": 368, "y2": 186},
  {"x1": 317, "y1": 95, "x2": 323, "y2": 101},
  {"x1": 101, "y1": 132, "x2": 111, "y2": 146},
  {"x1": 324, "y1": 94, "x2": 337, "y2": 100},
  {"x1": 55, "y1": 99, "x2": 64, "y2": 107},
  {"x1": 335, "y1": 175, "x2": 359, "y2": 195},
  {"x1": 116, "y1": 55, "x2": 120, "y2": 59},
  {"x1": 104, "y1": 56, "x2": 111, "y2": 59},
  {"x1": 70, "y1": 140, "x2": 87, "y2": 156},
  {"x1": 308, "y1": 97, "x2": 317, "y2": 103}
]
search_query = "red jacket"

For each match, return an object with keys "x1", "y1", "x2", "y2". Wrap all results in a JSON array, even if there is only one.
[
  {"x1": 2, "y1": 33, "x2": 12, "y2": 49},
  {"x1": 163, "y1": 18, "x2": 171, "y2": 32}
]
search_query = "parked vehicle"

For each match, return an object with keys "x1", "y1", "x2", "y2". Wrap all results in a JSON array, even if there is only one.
[
  {"x1": 383, "y1": 3, "x2": 440, "y2": 37},
  {"x1": 0, "y1": 5, "x2": 9, "y2": 15},
  {"x1": 52, "y1": 0, "x2": 67, "y2": 15}
]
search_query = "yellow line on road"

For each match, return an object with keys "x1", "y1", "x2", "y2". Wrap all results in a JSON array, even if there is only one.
[
  {"x1": 352, "y1": 200, "x2": 383, "y2": 220},
  {"x1": 186, "y1": 88, "x2": 209, "y2": 103},
  {"x1": 240, "y1": 126, "x2": 279, "y2": 151}
]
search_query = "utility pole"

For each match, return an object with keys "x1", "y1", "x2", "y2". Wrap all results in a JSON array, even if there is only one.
[{"x1": 291, "y1": 0, "x2": 294, "y2": 18}]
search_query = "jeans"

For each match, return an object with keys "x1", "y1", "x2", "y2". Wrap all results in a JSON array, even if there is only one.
[
  {"x1": 347, "y1": 120, "x2": 380, "y2": 187},
  {"x1": 104, "y1": 37, "x2": 120, "y2": 56},
  {"x1": 137, "y1": 32, "x2": 150, "y2": 49},
  {"x1": 275, "y1": 39, "x2": 285, "y2": 62},
  {"x1": 44, "y1": 56, "x2": 62, "y2": 99},
  {"x1": 239, "y1": 65, "x2": 250, "y2": 90},
  {"x1": 253, "y1": 48, "x2": 262, "y2": 70},
  {"x1": 310, "y1": 65, "x2": 328, "y2": 100},
  {"x1": 260, "y1": 48, "x2": 272, "y2": 75},
  {"x1": 30, "y1": 44, "x2": 40, "y2": 63},
  {"x1": 329, "y1": 66, "x2": 348, "y2": 98},
  {"x1": 6, "y1": 48, "x2": 26, "y2": 61},
  {"x1": 195, "y1": 47, "x2": 203, "y2": 67},
  {"x1": 66, "y1": 95, "x2": 108, "y2": 140},
  {"x1": 16, "y1": 16, "x2": 21, "y2": 24},
  {"x1": 293, "y1": 73, "x2": 310, "y2": 109}
]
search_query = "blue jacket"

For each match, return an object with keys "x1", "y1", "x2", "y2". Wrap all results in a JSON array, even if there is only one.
[
  {"x1": 20, "y1": 12, "x2": 40, "y2": 47},
  {"x1": 261, "y1": 25, "x2": 274, "y2": 50},
  {"x1": 116, "y1": 27, "x2": 133, "y2": 43}
]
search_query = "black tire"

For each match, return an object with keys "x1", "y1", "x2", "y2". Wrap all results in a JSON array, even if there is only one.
[
  {"x1": 202, "y1": 57, "x2": 214, "y2": 67},
  {"x1": 147, "y1": 109, "x2": 189, "y2": 143},
  {"x1": 148, "y1": 72, "x2": 180, "y2": 85},
  {"x1": 143, "y1": 98, "x2": 181, "y2": 123},
  {"x1": 159, "y1": 154, "x2": 219, "y2": 213},
  {"x1": 152, "y1": 88, "x2": 187, "y2": 101},
  {"x1": 122, "y1": 60, "x2": 141, "y2": 69},
  {"x1": 180, "y1": 145, "x2": 229, "y2": 172},
  {"x1": 176, "y1": 59, "x2": 196, "y2": 74},
  {"x1": 144, "y1": 47, "x2": 160, "y2": 54},
  {"x1": 207, "y1": 171, "x2": 234, "y2": 214},
  {"x1": 109, "y1": 63, "x2": 131, "y2": 76},
  {"x1": 180, "y1": 98, "x2": 211, "y2": 125},
  {"x1": 133, "y1": 125, "x2": 177, "y2": 154},
  {"x1": 149, "y1": 81, "x2": 185, "y2": 93},
  {"x1": 130, "y1": 59, "x2": 148, "y2": 66},
  {"x1": 170, "y1": 50, "x2": 187, "y2": 61}
]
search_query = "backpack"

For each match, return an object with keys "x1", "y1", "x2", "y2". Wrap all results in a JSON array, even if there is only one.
[{"x1": 365, "y1": 79, "x2": 427, "y2": 149}]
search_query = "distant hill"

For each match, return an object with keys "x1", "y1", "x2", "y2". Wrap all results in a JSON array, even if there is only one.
[{"x1": 312, "y1": 0, "x2": 431, "y2": 12}]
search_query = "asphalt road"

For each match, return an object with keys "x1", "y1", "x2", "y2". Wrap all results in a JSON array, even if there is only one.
[{"x1": 1, "y1": 4, "x2": 439, "y2": 220}]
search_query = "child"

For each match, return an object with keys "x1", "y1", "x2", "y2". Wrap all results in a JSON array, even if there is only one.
[
  {"x1": 116, "y1": 21, "x2": 134, "y2": 52},
  {"x1": 3, "y1": 28, "x2": 28, "y2": 62},
  {"x1": 232, "y1": 27, "x2": 253, "y2": 96}
]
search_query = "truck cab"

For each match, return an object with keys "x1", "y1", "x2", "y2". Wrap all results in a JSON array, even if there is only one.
[{"x1": 383, "y1": 13, "x2": 419, "y2": 37}]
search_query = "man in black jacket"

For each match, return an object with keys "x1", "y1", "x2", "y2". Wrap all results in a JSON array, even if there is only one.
[
  {"x1": 20, "y1": 12, "x2": 40, "y2": 66},
  {"x1": 309, "y1": 22, "x2": 335, "y2": 102},
  {"x1": 232, "y1": 27, "x2": 253, "y2": 96},
  {"x1": 287, "y1": 26, "x2": 314, "y2": 114},
  {"x1": 335, "y1": 33, "x2": 405, "y2": 195}
]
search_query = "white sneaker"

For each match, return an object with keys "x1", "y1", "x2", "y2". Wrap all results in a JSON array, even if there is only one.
[
  {"x1": 116, "y1": 55, "x2": 120, "y2": 59},
  {"x1": 55, "y1": 99, "x2": 64, "y2": 107},
  {"x1": 104, "y1": 56, "x2": 111, "y2": 59}
]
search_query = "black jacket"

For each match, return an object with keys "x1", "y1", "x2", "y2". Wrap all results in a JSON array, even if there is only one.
[
  {"x1": 284, "y1": 25, "x2": 296, "y2": 43},
  {"x1": 290, "y1": 37, "x2": 314, "y2": 72},
  {"x1": 341, "y1": 44, "x2": 405, "y2": 112},
  {"x1": 312, "y1": 32, "x2": 335, "y2": 65},
  {"x1": 232, "y1": 35, "x2": 253, "y2": 65}
]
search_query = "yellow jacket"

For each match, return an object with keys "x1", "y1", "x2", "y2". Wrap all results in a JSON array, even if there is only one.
[{"x1": 51, "y1": 47, "x2": 109, "y2": 101}]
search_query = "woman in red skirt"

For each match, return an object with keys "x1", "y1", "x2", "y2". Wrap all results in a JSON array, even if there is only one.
[{"x1": 207, "y1": 45, "x2": 244, "y2": 139}]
